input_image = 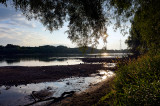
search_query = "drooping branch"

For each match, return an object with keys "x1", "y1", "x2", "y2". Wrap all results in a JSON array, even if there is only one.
[{"x1": 0, "y1": 0, "x2": 142, "y2": 47}]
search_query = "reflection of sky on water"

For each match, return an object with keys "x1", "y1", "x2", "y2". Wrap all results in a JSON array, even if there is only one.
[
  {"x1": 0, "y1": 59, "x2": 83, "y2": 66},
  {"x1": 103, "y1": 63, "x2": 117, "y2": 68},
  {"x1": 0, "y1": 53, "x2": 128, "y2": 67},
  {"x1": 0, "y1": 70, "x2": 115, "y2": 106}
]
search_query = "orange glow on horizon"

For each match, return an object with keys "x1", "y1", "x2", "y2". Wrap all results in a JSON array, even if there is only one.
[{"x1": 101, "y1": 53, "x2": 108, "y2": 56}]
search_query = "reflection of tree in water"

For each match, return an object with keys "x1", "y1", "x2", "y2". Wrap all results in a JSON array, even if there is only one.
[
  {"x1": 0, "y1": 55, "x2": 69, "y2": 64},
  {"x1": 39, "y1": 57, "x2": 67, "y2": 62},
  {"x1": 5, "y1": 59, "x2": 21, "y2": 64},
  {"x1": 0, "y1": 56, "x2": 21, "y2": 64},
  {"x1": 56, "y1": 58, "x2": 67, "y2": 62}
]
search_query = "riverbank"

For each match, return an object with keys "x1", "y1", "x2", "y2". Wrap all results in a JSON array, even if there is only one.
[
  {"x1": 23, "y1": 75, "x2": 115, "y2": 106},
  {"x1": 97, "y1": 54, "x2": 160, "y2": 105},
  {"x1": 0, "y1": 64, "x2": 116, "y2": 86},
  {"x1": 52, "y1": 76, "x2": 115, "y2": 106}
]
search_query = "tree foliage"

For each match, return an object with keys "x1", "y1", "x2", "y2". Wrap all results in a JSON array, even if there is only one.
[
  {"x1": 0, "y1": 0, "x2": 109, "y2": 47},
  {"x1": 125, "y1": 0, "x2": 160, "y2": 54},
  {"x1": 0, "y1": 0, "x2": 160, "y2": 52}
]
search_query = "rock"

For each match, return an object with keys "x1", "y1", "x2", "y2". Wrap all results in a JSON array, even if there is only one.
[
  {"x1": 5, "y1": 86, "x2": 11, "y2": 90},
  {"x1": 66, "y1": 82, "x2": 70, "y2": 85},
  {"x1": 47, "y1": 86, "x2": 52, "y2": 90},
  {"x1": 32, "y1": 89, "x2": 54, "y2": 100}
]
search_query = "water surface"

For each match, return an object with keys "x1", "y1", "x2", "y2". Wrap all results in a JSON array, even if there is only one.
[{"x1": 0, "y1": 53, "x2": 128, "y2": 66}]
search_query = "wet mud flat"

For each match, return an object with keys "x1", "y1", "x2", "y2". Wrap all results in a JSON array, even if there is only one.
[
  {"x1": 44, "y1": 76, "x2": 115, "y2": 106},
  {"x1": 0, "y1": 69, "x2": 115, "y2": 106},
  {"x1": 0, "y1": 58, "x2": 117, "y2": 106},
  {"x1": 0, "y1": 64, "x2": 116, "y2": 86}
]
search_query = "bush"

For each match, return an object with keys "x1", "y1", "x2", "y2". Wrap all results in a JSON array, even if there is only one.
[{"x1": 98, "y1": 54, "x2": 160, "y2": 105}]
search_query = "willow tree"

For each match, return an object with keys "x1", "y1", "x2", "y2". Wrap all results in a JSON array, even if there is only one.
[{"x1": 0, "y1": 0, "x2": 160, "y2": 53}]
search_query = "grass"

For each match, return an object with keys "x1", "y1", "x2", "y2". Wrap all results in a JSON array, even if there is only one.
[{"x1": 97, "y1": 54, "x2": 160, "y2": 105}]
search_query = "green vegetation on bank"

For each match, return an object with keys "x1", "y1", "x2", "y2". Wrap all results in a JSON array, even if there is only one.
[
  {"x1": 0, "y1": 44, "x2": 128, "y2": 55},
  {"x1": 98, "y1": 54, "x2": 160, "y2": 105}
]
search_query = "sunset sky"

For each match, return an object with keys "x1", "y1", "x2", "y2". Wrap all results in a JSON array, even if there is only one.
[{"x1": 0, "y1": 3, "x2": 130, "y2": 50}]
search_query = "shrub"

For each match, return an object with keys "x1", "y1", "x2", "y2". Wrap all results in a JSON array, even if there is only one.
[{"x1": 98, "y1": 54, "x2": 160, "y2": 105}]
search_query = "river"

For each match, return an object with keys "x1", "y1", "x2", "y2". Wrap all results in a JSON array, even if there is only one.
[
  {"x1": 0, "y1": 53, "x2": 128, "y2": 66},
  {"x1": 0, "y1": 53, "x2": 127, "y2": 105}
]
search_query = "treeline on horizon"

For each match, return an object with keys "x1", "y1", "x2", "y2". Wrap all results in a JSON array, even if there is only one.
[{"x1": 0, "y1": 44, "x2": 129, "y2": 55}]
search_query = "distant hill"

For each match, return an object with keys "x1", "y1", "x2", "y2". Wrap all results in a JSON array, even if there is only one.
[{"x1": 0, "y1": 44, "x2": 129, "y2": 55}]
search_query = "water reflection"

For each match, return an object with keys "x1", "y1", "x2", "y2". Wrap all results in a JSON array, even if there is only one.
[
  {"x1": 0, "y1": 53, "x2": 129, "y2": 66},
  {"x1": 0, "y1": 59, "x2": 83, "y2": 66},
  {"x1": 102, "y1": 76, "x2": 107, "y2": 80},
  {"x1": 103, "y1": 63, "x2": 117, "y2": 68},
  {"x1": 101, "y1": 53, "x2": 109, "y2": 56},
  {"x1": 0, "y1": 70, "x2": 115, "y2": 106},
  {"x1": 99, "y1": 70, "x2": 115, "y2": 77}
]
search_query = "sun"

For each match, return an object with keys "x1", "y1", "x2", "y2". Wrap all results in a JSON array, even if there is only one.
[{"x1": 104, "y1": 33, "x2": 108, "y2": 38}]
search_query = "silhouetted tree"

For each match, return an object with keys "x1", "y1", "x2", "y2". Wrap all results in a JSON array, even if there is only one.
[
  {"x1": 1, "y1": 0, "x2": 160, "y2": 53},
  {"x1": 125, "y1": 1, "x2": 160, "y2": 54}
]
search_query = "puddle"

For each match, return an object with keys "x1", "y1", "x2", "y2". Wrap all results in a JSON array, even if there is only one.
[
  {"x1": 0, "y1": 70, "x2": 114, "y2": 106},
  {"x1": 103, "y1": 63, "x2": 117, "y2": 68}
]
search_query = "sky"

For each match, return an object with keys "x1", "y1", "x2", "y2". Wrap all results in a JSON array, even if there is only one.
[{"x1": 0, "y1": 3, "x2": 130, "y2": 50}]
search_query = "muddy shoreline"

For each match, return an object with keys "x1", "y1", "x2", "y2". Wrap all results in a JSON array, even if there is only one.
[
  {"x1": 0, "y1": 64, "x2": 116, "y2": 86},
  {"x1": 45, "y1": 76, "x2": 115, "y2": 106}
]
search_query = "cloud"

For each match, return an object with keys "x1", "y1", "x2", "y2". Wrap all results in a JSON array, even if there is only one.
[
  {"x1": 0, "y1": 25, "x2": 55, "y2": 47},
  {"x1": 0, "y1": 14, "x2": 36, "y2": 28},
  {"x1": 0, "y1": 3, "x2": 70, "y2": 47},
  {"x1": 0, "y1": 5, "x2": 51, "y2": 47},
  {"x1": 0, "y1": 7, "x2": 17, "y2": 21},
  {"x1": 0, "y1": 5, "x2": 36, "y2": 28},
  {"x1": 0, "y1": 26, "x2": 23, "y2": 39},
  {"x1": 0, "y1": 37, "x2": 21, "y2": 45},
  {"x1": 20, "y1": 32, "x2": 55, "y2": 46},
  {"x1": 0, "y1": 27, "x2": 23, "y2": 45},
  {"x1": 7, "y1": 14, "x2": 37, "y2": 28}
]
